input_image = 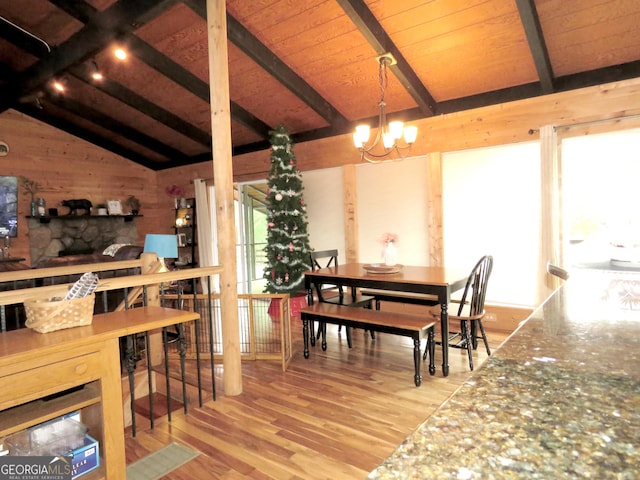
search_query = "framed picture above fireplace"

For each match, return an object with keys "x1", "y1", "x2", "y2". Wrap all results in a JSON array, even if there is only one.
[
  {"x1": 0, "y1": 176, "x2": 18, "y2": 237},
  {"x1": 107, "y1": 199, "x2": 122, "y2": 215}
]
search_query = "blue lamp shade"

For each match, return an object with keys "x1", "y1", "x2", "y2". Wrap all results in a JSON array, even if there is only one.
[{"x1": 144, "y1": 234, "x2": 179, "y2": 259}]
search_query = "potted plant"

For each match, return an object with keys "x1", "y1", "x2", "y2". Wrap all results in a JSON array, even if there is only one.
[
  {"x1": 20, "y1": 176, "x2": 41, "y2": 217},
  {"x1": 125, "y1": 195, "x2": 141, "y2": 215}
]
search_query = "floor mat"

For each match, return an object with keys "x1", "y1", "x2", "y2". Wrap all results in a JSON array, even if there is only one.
[{"x1": 127, "y1": 442, "x2": 199, "y2": 480}]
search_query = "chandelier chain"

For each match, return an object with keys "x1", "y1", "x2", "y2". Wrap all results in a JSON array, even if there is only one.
[
  {"x1": 353, "y1": 53, "x2": 418, "y2": 163},
  {"x1": 379, "y1": 56, "x2": 389, "y2": 105}
]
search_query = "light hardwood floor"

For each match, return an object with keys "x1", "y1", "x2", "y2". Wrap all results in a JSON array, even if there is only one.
[{"x1": 125, "y1": 320, "x2": 510, "y2": 479}]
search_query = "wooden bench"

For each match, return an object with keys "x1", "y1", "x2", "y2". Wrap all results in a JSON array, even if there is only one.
[
  {"x1": 300, "y1": 302, "x2": 436, "y2": 386},
  {"x1": 360, "y1": 289, "x2": 439, "y2": 309}
]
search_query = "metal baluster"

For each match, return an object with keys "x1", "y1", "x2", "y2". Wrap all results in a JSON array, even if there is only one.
[
  {"x1": 1, "y1": 305, "x2": 6, "y2": 333},
  {"x1": 125, "y1": 334, "x2": 137, "y2": 436},
  {"x1": 177, "y1": 322, "x2": 188, "y2": 414},
  {"x1": 13, "y1": 280, "x2": 23, "y2": 330},
  {"x1": 193, "y1": 277, "x2": 203, "y2": 406},
  {"x1": 145, "y1": 330, "x2": 154, "y2": 429},
  {"x1": 207, "y1": 276, "x2": 216, "y2": 400},
  {"x1": 101, "y1": 290, "x2": 108, "y2": 313},
  {"x1": 163, "y1": 326, "x2": 172, "y2": 422}
]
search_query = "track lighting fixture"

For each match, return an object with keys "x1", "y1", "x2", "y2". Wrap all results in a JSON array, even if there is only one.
[{"x1": 90, "y1": 60, "x2": 103, "y2": 81}]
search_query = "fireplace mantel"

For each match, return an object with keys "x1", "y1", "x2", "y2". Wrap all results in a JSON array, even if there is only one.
[
  {"x1": 27, "y1": 214, "x2": 141, "y2": 223},
  {"x1": 27, "y1": 215, "x2": 139, "y2": 266}
]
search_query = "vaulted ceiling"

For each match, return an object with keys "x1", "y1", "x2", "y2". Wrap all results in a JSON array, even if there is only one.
[{"x1": 1, "y1": 0, "x2": 639, "y2": 170}]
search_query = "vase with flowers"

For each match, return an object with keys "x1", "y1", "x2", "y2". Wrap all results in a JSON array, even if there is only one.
[
  {"x1": 20, "y1": 176, "x2": 42, "y2": 217},
  {"x1": 165, "y1": 184, "x2": 184, "y2": 209},
  {"x1": 381, "y1": 232, "x2": 398, "y2": 266}
]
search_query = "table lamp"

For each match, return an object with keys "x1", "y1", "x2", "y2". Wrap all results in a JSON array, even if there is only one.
[{"x1": 143, "y1": 234, "x2": 179, "y2": 272}]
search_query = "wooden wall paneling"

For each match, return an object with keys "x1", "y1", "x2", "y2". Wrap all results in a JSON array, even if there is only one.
[
  {"x1": 3, "y1": 74, "x2": 640, "y2": 273},
  {"x1": 221, "y1": 77, "x2": 640, "y2": 177},
  {"x1": 342, "y1": 164, "x2": 358, "y2": 264},
  {"x1": 0, "y1": 110, "x2": 161, "y2": 264}
]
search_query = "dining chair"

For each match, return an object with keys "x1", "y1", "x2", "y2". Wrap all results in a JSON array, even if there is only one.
[
  {"x1": 309, "y1": 249, "x2": 375, "y2": 343},
  {"x1": 425, "y1": 255, "x2": 493, "y2": 371}
]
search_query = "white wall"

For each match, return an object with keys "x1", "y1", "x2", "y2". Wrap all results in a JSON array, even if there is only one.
[
  {"x1": 302, "y1": 167, "x2": 347, "y2": 262},
  {"x1": 301, "y1": 144, "x2": 541, "y2": 306},
  {"x1": 442, "y1": 142, "x2": 540, "y2": 306},
  {"x1": 356, "y1": 156, "x2": 430, "y2": 265},
  {"x1": 303, "y1": 158, "x2": 430, "y2": 266}
]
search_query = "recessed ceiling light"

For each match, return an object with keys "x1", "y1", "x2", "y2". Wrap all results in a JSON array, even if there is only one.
[
  {"x1": 52, "y1": 80, "x2": 65, "y2": 92},
  {"x1": 91, "y1": 60, "x2": 103, "y2": 81},
  {"x1": 114, "y1": 48, "x2": 127, "y2": 60}
]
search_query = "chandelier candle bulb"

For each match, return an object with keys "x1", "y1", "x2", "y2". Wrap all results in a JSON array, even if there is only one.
[
  {"x1": 383, "y1": 132, "x2": 395, "y2": 149},
  {"x1": 389, "y1": 121, "x2": 404, "y2": 139},
  {"x1": 354, "y1": 125, "x2": 371, "y2": 147},
  {"x1": 404, "y1": 125, "x2": 418, "y2": 144}
]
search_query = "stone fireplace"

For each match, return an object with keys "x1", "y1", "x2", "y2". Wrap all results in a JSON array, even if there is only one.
[{"x1": 28, "y1": 216, "x2": 138, "y2": 266}]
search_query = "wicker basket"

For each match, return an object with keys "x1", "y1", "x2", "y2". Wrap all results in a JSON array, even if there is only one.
[{"x1": 24, "y1": 294, "x2": 95, "y2": 333}]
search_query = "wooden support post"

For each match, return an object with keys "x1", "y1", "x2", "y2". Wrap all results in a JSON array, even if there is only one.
[
  {"x1": 141, "y1": 252, "x2": 162, "y2": 365},
  {"x1": 427, "y1": 152, "x2": 444, "y2": 267},
  {"x1": 343, "y1": 164, "x2": 359, "y2": 263},
  {"x1": 206, "y1": 0, "x2": 242, "y2": 395},
  {"x1": 538, "y1": 125, "x2": 562, "y2": 303}
]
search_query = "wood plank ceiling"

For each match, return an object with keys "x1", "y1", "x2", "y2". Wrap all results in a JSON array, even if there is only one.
[{"x1": 1, "y1": 0, "x2": 639, "y2": 170}]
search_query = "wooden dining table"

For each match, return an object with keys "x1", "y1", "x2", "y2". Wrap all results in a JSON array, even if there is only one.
[{"x1": 304, "y1": 263, "x2": 468, "y2": 376}]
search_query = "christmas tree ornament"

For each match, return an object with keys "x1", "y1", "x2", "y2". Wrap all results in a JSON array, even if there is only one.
[{"x1": 263, "y1": 124, "x2": 312, "y2": 295}]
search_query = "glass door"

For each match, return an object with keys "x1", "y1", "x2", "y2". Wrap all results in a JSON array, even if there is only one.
[{"x1": 235, "y1": 182, "x2": 269, "y2": 294}]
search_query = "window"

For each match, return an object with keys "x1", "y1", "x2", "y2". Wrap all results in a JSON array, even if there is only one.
[
  {"x1": 562, "y1": 128, "x2": 640, "y2": 268},
  {"x1": 443, "y1": 142, "x2": 541, "y2": 306}
]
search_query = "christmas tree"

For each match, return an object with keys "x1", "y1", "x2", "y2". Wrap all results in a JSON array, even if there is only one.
[{"x1": 263, "y1": 124, "x2": 312, "y2": 294}]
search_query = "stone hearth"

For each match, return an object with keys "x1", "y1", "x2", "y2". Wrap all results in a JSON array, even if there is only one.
[{"x1": 28, "y1": 216, "x2": 138, "y2": 266}]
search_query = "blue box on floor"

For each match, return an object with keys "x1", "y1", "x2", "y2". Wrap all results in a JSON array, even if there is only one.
[{"x1": 69, "y1": 434, "x2": 100, "y2": 479}]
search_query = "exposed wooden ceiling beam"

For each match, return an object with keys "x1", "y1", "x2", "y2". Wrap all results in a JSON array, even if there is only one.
[
  {"x1": 0, "y1": 0, "x2": 177, "y2": 113},
  {"x1": 70, "y1": 64, "x2": 212, "y2": 147},
  {"x1": 183, "y1": 0, "x2": 347, "y2": 128},
  {"x1": 123, "y1": 35, "x2": 274, "y2": 139},
  {"x1": 336, "y1": 0, "x2": 437, "y2": 117},
  {"x1": 515, "y1": 0, "x2": 554, "y2": 93},
  {"x1": 225, "y1": 14, "x2": 347, "y2": 127},
  {"x1": 45, "y1": 94, "x2": 192, "y2": 162},
  {"x1": 0, "y1": 11, "x2": 212, "y2": 149},
  {"x1": 53, "y1": 0, "x2": 271, "y2": 141},
  {"x1": 15, "y1": 103, "x2": 159, "y2": 169},
  {"x1": 554, "y1": 60, "x2": 640, "y2": 91}
]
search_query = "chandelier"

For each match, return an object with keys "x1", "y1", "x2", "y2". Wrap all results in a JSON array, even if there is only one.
[{"x1": 353, "y1": 53, "x2": 418, "y2": 163}]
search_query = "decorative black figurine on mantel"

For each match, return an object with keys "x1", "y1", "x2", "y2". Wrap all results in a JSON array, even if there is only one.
[{"x1": 60, "y1": 199, "x2": 92, "y2": 216}]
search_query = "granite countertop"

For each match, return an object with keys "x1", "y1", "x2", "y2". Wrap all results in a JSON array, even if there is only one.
[{"x1": 369, "y1": 271, "x2": 640, "y2": 479}]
